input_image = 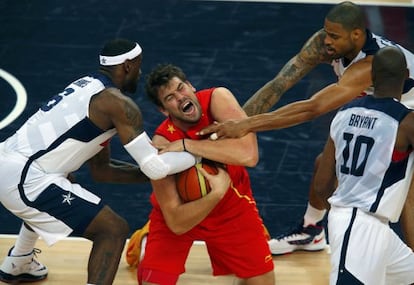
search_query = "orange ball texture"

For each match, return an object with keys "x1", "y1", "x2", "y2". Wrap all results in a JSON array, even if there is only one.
[{"x1": 176, "y1": 162, "x2": 219, "y2": 202}]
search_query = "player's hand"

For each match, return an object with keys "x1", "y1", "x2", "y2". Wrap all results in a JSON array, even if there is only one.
[
  {"x1": 198, "y1": 167, "x2": 230, "y2": 199},
  {"x1": 197, "y1": 119, "x2": 250, "y2": 140}
]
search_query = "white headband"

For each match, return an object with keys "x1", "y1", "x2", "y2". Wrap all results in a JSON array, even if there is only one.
[{"x1": 99, "y1": 43, "x2": 142, "y2": 66}]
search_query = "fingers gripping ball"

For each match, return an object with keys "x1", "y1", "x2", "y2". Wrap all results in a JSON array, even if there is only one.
[{"x1": 176, "y1": 162, "x2": 219, "y2": 202}]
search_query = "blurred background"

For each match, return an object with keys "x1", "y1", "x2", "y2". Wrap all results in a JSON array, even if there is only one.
[{"x1": 0, "y1": 0, "x2": 413, "y2": 238}]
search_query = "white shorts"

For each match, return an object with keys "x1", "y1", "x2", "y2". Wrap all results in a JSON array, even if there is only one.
[
  {"x1": 0, "y1": 143, "x2": 103, "y2": 246},
  {"x1": 328, "y1": 206, "x2": 414, "y2": 285}
]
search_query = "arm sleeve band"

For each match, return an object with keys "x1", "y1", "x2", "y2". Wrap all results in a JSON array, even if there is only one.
[{"x1": 124, "y1": 132, "x2": 198, "y2": 180}]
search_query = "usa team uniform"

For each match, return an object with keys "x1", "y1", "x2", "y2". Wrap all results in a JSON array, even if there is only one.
[
  {"x1": 139, "y1": 88, "x2": 273, "y2": 279},
  {"x1": 332, "y1": 29, "x2": 414, "y2": 103},
  {"x1": 328, "y1": 96, "x2": 414, "y2": 285},
  {"x1": 328, "y1": 30, "x2": 414, "y2": 285},
  {"x1": 0, "y1": 73, "x2": 117, "y2": 245}
]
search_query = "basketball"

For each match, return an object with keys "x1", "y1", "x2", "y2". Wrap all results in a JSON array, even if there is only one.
[{"x1": 176, "y1": 162, "x2": 219, "y2": 202}]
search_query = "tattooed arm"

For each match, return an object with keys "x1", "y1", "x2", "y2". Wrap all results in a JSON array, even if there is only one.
[{"x1": 243, "y1": 29, "x2": 333, "y2": 116}]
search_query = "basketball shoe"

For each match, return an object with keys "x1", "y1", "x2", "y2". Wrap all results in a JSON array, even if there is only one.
[
  {"x1": 0, "y1": 247, "x2": 48, "y2": 283},
  {"x1": 126, "y1": 220, "x2": 150, "y2": 267},
  {"x1": 268, "y1": 220, "x2": 327, "y2": 255}
]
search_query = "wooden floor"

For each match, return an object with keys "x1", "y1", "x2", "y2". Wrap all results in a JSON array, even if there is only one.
[{"x1": 0, "y1": 236, "x2": 330, "y2": 285}]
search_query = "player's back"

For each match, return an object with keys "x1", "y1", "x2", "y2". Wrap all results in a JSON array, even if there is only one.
[
  {"x1": 328, "y1": 96, "x2": 413, "y2": 222},
  {"x1": 3, "y1": 73, "x2": 116, "y2": 174}
]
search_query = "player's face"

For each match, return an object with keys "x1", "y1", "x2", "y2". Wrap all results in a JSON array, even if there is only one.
[
  {"x1": 323, "y1": 19, "x2": 358, "y2": 60},
  {"x1": 123, "y1": 56, "x2": 142, "y2": 94},
  {"x1": 157, "y1": 76, "x2": 202, "y2": 125}
]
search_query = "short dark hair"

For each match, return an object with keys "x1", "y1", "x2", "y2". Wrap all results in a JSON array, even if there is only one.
[
  {"x1": 100, "y1": 38, "x2": 136, "y2": 56},
  {"x1": 326, "y1": 1, "x2": 365, "y2": 31},
  {"x1": 145, "y1": 64, "x2": 188, "y2": 106},
  {"x1": 372, "y1": 46, "x2": 407, "y2": 87}
]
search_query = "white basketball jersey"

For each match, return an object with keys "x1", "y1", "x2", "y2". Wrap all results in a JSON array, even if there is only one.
[
  {"x1": 3, "y1": 73, "x2": 117, "y2": 174},
  {"x1": 331, "y1": 30, "x2": 414, "y2": 107},
  {"x1": 328, "y1": 96, "x2": 413, "y2": 222}
]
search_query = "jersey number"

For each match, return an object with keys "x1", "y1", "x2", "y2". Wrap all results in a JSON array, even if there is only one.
[
  {"x1": 340, "y1": 132, "x2": 374, "y2": 176},
  {"x1": 40, "y1": 87, "x2": 75, "y2": 112}
]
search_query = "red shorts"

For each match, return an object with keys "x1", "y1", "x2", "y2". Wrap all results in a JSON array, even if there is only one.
[{"x1": 140, "y1": 187, "x2": 274, "y2": 279}]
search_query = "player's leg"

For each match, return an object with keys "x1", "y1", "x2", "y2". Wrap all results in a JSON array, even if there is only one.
[
  {"x1": 385, "y1": 229, "x2": 414, "y2": 284},
  {"x1": 329, "y1": 207, "x2": 392, "y2": 285},
  {"x1": 400, "y1": 173, "x2": 414, "y2": 250},
  {"x1": 137, "y1": 216, "x2": 193, "y2": 285},
  {"x1": 83, "y1": 205, "x2": 129, "y2": 285},
  {"x1": 207, "y1": 202, "x2": 274, "y2": 285},
  {"x1": 268, "y1": 153, "x2": 328, "y2": 255}
]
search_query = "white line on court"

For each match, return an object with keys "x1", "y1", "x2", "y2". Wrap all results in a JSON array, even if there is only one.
[{"x1": 0, "y1": 69, "x2": 27, "y2": 130}]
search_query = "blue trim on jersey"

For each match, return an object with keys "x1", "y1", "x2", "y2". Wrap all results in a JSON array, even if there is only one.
[
  {"x1": 403, "y1": 78, "x2": 414, "y2": 95},
  {"x1": 18, "y1": 117, "x2": 107, "y2": 205},
  {"x1": 90, "y1": 72, "x2": 116, "y2": 88},
  {"x1": 370, "y1": 156, "x2": 409, "y2": 213},
  {"x1": 340, "y1": 96, "x2": 410, "y2": 123},
  {"x1": 29, "y1": 183, "x2": 104, "y2": 235},
  {"x1": 362, "y1": 30, "x2": 380, "y2": 56}
]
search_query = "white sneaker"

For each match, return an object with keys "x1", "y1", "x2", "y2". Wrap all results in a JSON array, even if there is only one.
[
  {"x1": 0, "y1": 248, "x2": 48, "y2": 283},
  {"x1": 268, "y1": 220, "x2": 327, "y2": 255}
]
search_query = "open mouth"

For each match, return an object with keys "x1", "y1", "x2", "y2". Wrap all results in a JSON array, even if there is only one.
[
  {"x1": 182, "y1": 101, "x2": 195, "y2": 114},
  {"x1": 326, "y1": 46, "x2": 335, "y2": 55}
]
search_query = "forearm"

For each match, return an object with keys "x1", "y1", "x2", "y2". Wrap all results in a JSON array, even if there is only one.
[
  {"x1": 184, "y1": 134, "x2": 258, "y2": 167},
  {"x1": 163, "y1": 191, "x2": 223, "y2": 235},
  {"x1": 124, "y1": 132, "x2": 197, "y2": 180},
  {"x1": 243, "y1": 101, "x2": 318, "y2": 132},
  {"x1": 89, "y1": 159, "x2": 149, "y2": 184},
  {"x1": 243, "y1": 55, "x2": 318, "y2": 116}
]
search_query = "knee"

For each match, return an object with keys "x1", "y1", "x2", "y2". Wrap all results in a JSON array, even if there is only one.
[
  {"x1": 84, "y1": 206, "x2": 130, "y2": 241},
  {"x1": 109, "y1": 214, "x2": 130, "y2": 240}
]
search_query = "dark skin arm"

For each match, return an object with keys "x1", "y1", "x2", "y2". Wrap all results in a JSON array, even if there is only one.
[
  {"x1": 395, "y1": 112, "x2": 414, "y2": 250},
  {"x1": 313, "y1": 136, "x2": 337, "y2": 202},
  {"x1": 86, "y1": 86, "x2": 151, "y2": 183},
  {"x1": 200, "y1": 27, "x2": 373, "y2": 138},
  {"x1": 88, "y1": 145, "x2": 149, "y2": 184},
  {"x1": 243, "y1": 29, "x2": 333, "y2": 116}
]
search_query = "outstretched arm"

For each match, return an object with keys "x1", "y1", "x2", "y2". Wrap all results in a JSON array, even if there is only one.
[
  {"x1": 243, "y1": 29, "x2": 332, "y2": 116},
  {"x1": 200, "y1": 57, "x2": 373, "y2": 138}
]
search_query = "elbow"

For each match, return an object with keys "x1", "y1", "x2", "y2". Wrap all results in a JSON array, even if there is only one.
[
  {"x1": 243, "y1": 152, "x2": 259, "y2": 167},
  {"x1": 239, "y1": 135, "x2": 259, "y2": 167}
]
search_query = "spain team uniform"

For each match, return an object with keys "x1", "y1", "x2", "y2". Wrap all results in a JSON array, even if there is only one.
[
  {"x1": 139, "y1": 88, "x2": 273, "y2": 279},
  {"x1": 327, "y1": 96, "x2": 414, "y2": 285},
  {"x1": 0, "y1": 73, "x2": 117, "y2": 245}
]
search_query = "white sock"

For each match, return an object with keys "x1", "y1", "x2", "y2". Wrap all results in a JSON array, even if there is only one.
[
  {"x1": 140, "y1": 235, "x2": 147, "y2": 261},
  {"x1": 11, "y1": 223, "x2": 39, "y2": 256},
  {"x1": 303, "y1": 203, "x2": 326, "y2": 227}
]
